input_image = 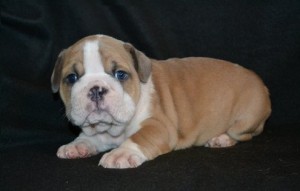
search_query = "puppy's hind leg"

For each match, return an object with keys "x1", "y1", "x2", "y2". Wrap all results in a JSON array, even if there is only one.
[
  {"x1": 221, "y1": 85, "x2": 270, "y2": 146},
  {"x1": 205, "y1": 119, "x2": 265, "y2": 148},
  {"x1": 228, "y1": 119, "x2": 266, "y2": 142}
]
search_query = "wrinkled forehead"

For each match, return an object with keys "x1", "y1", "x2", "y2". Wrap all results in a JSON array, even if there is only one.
[{"x1": 62, "y1": 35, "x2": 131, "y2": 75}]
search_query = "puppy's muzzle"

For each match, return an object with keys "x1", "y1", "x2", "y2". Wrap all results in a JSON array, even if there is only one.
[{"x1": 88, "y1": 86, "x2": 108, "y2": 102}]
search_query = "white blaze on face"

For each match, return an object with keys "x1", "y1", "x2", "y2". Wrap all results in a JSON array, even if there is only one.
[{"x1": 83, "y1": 41, "x2": 104, "y2": 74}]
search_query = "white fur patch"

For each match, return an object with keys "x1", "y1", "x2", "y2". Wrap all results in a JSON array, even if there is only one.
[
  {"x1": 83, "y1": 41, "x2": 104, "y2": 74},
  {"x1": 69, "y1": 74, "x2": 136, "y2": 129},
  {"x1": 125, "y1": 76, "x2": 154, "y2": 137}
]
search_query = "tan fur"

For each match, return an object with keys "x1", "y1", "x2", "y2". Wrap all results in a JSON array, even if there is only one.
[{"x1": 131, "y1": 58, "x2": 271, "y2": 160}]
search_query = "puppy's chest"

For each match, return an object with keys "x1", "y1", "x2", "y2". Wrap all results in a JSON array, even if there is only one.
[{"x1": 82, "y1": 123, "x2": 129, "y2": 146}]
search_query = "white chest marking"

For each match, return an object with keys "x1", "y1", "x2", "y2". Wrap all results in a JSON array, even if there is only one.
[
  {"x1": 125, "y1": 76, "x2": 154, "y2": 137},
  {"x1": 83, "y1": 41, "x2": 104, "y2": 74}
]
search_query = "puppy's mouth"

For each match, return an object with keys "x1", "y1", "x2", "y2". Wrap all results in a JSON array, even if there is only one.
[
  {"x1": 80, "y1": 109, "x2": 123, "y2": 128},
  {"x1": 89, "y1": 120, "x2": 119, "y2": 128}
]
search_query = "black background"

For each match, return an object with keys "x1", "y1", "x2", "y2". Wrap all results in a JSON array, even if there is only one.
[{"x1": 1, "y1": 1, "x2": 300, "y2": 190}]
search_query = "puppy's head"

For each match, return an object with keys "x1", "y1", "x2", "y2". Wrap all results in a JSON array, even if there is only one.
[{"x1": 51, "y1": 35, "x2": 151, "y2": 132}]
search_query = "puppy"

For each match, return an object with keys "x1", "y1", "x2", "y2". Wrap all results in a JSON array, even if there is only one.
[{"x1": 51, "y1": 35, "x2": 271, "y2": 168}]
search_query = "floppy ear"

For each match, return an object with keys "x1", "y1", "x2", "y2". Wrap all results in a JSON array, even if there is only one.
[
  {"x1": 51, "y1": 50, "x2": 65, "y2": 93},
  {"x1": 123, "y1": 43, "x2": 152, "y2": 83}
]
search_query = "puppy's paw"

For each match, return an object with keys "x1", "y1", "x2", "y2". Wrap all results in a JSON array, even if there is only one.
[
  {"x1": 57, "y1": 141, "x2": 97, "y2": 159},
  {"x1": 205, "y1": 134, "x2": 237, "y2": 148},
  {"x1": 99, "y1": 146, "x2": 147, "y2": 169}
]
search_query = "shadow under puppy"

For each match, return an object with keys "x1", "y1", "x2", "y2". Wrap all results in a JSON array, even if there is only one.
[{"x1": 51, "y1": 35, "x2": 271, "y2": 168}]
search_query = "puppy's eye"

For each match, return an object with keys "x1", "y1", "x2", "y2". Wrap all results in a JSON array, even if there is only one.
[
  {"x1": 114, "y1": 70, "x2": 129, "y2": 81},
  {"x1": 65, "y1": 73, "x2": 78, "y2": 84}
]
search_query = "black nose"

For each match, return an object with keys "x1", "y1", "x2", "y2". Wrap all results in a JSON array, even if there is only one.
[{"x1": 88, "y1": 86, "x2": 108, "y2": 102}]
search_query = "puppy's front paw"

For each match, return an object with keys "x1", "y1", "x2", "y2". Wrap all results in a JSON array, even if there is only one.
[
  {"x1": 57, "y1": 141, "x2": 97, "y2": 159},
  {"x1": 99, "y1": 147, "x2": 147, "y2": 169}
]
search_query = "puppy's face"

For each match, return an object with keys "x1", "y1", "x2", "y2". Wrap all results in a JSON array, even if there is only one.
[{"x1": 51, "y1": 35, "x2": 151, "y2": 135}]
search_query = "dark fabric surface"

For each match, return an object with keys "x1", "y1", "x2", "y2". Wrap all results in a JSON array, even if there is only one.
[
  {"x1": 1, "y1": 127, "x2": 300, "y2": 191},
  {"x1": 1, "y1": 0, "x2": 300, "y2": 190}
]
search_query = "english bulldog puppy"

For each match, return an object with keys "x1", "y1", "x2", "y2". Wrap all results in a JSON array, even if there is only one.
[{"x1": 51, "y1": 35, "x2": 271, "y2": 168}]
